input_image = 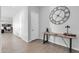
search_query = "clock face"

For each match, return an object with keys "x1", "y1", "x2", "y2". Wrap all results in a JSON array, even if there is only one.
[{"x1": 49, "y1": 6, "x2": 70, "y2": 25}]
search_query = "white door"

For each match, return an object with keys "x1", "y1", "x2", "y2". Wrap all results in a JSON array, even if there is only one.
[
  {"x1": 0, "y1": 7, "x2": 1, "y2": 52},
  {"x1": 30, "y1": 8, "x2": 39, "y2": 41}
]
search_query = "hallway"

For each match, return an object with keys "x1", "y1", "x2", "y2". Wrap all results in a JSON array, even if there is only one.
[{"x1": 1, "y1": 33, "x2": 77, "y2": 53}]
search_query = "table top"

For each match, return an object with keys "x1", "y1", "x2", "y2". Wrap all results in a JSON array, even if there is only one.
[{"x1": 44, "y1": 32, "x2": 77, "y2": 39}]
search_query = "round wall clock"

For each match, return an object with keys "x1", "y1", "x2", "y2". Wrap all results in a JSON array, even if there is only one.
[{"x1": 49, "y1": 6, "x2": 70, "y2": 25}]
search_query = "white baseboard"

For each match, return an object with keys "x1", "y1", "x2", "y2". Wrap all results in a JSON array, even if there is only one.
[{"x1": 13, "y1": 34, "x2": 29, "y2": 43}]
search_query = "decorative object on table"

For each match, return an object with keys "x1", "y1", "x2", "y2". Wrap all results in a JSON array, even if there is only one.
[
  {"x1": 43, "y1": 28, "x2": 49, "y2": 43},
  {"x1": 65, "y1": 25, "x2": 70, "y2": 33},
  {"x1": 46, "y1": 28, "x2": 49, "y2": 32},
  {"x1": 49, "y1": 6, "x2": 70, "y2": 25}
]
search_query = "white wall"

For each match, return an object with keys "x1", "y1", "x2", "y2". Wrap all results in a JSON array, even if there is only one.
[
  {"x1": 13, "y1": 6, "x2": 39, "y2": 42},
  {"x1": 20, "y1": 7, "x2": 28, "y2": 42},
  {"x1": 39, "y1": 7, "x2": 50, "y2": 38},
  {"x1": 13, "y1": 7, "x2": 28, "y2": 42},
  {"x1": 1, "y1": 17, "x2": 13, "y2": 24},
  {"x1": 1, "y1": 6, "x2": 25, "y2": 18},
  {"x1": 13, "y1": 12, "x2": 21, "y2": 37},
  {"x1": 39, "y1": 6, "x2": 79, "y2": 51},
  {"x1": 1, "y1": 6, "x2": 26, "y2": 25}
]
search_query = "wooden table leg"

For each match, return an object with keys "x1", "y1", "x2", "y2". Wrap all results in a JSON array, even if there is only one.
[{"x1": 69, "y1": 38, "x2": 72, "y2": 53}]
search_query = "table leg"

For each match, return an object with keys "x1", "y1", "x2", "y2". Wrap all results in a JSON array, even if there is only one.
[
  {"x1": 69, "y1": 38, "x2": 72, "y2": 53},
  {"x1": 46, "y1": 34, "x2": 48, "y2": 42},
  {"x1": 43, "y1": 34, "x2": 45, "y2": 44}
]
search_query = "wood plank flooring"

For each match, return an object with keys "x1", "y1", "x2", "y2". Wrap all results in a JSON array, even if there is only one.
[{"x1": 0, "y1": 33, "x2": 78, "y2": 53}]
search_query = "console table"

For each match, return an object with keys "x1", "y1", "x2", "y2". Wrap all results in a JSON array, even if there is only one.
[{"x1": 43, "y1": 32, "x2": 77, "y2": 53}]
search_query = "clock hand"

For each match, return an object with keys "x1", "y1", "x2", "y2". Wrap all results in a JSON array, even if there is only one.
[
  {"x1": 59, "y1": 16, "x2": 63, "y2": 19},
  {"x1": 59, "y1": 10, "x2": 62, "y2": 15},
  {"x1": 55, "y1": 15, "x2": 58, "y2": 21}
]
